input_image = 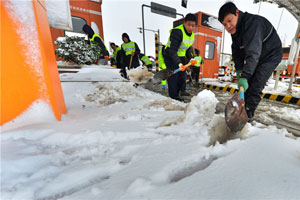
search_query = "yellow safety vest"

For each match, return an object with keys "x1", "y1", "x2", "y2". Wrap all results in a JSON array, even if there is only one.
[
  {"x1": 141, "y1": 56, "x2": 152, "y2": 65},
  {"x1": 165, "y1": 24, "x2": 194, "y2": 57},
  {"x1": 158, "y1": 49, "x2": 166, "y2": 69},
  {"x1": 121, "y1": 41, "x2": 135, "y2": 56},
  {"x1": 89, "y1": 33, "x2": 108, "y2": 53},
  {"x1": 194, "y1": 56, "x2": 202, "y2": 67},
  {"x1": 113, "y1": 46, "x2": 121, "y2": 60},
  {"x1": 158, "y1": 48, "x2": 167, "y2": 86}
]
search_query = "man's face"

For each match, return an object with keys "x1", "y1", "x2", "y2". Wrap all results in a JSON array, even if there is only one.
[
  {"x1": 122, "y1": 37, "x2": 128, "y2": 43},
  {"x1": 222, "y1": 10, "x2": 239, "y2": 35},
  {"x1": 184, "y1": 20, "x2": 196, "y2": 34},
  {"x1": 111, "y1": 44, "x2": 116, "y2": 50}
]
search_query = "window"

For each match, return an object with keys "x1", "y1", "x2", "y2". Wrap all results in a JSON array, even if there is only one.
[
  {"x1": 205, "y1": 41, "x2": 215, "y2": 60},
  {"x1": 65, "y1": 16, "x2": 87, "y2": 37}
]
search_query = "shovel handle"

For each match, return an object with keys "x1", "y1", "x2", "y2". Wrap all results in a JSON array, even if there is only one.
[
  {"x1": 173, "y1": 62, "x2": 192, "y2": 73},
  {"x1": 239, "y1": 86, "x2": 245, "y2": 99}
]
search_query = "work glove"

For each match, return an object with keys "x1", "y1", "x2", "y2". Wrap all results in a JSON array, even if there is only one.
[
  {"x1": 238, "y1": 78, "x2": 248, "y2": 92},
  {"x1": 131, "y1": 52, "x2": 135, "y2": 56},
  {"x1": 104, "y1": 56, "x2": 110, "y2": 60},
  {"x1": 236, "y1": 69, "x2": 242, "y2": 80},
  {"x1": 190, "y1": 59, "x2": 197, "y2": 66},
  {"x1": 179, "y1": 63, "x2": 186, "y2": 71}
]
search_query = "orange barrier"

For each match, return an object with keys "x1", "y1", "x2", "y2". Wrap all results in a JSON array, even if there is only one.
[{"x1": 1, "y1": 0, "x2": 66, "y2": 125}]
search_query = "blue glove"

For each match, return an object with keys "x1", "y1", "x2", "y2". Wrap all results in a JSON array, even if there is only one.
[{"x1": 238, "y1": 78, "x2": 248, "y2": 92}]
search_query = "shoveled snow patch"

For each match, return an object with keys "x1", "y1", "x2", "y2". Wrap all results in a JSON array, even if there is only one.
[{"x1": 128, "y1": 66, "x2": 154, "y2": 84}]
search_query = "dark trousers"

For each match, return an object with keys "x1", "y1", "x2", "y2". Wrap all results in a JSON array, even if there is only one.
[
  {"x1": 245, "y1": 57, "x2": 281, "y2": 115},
  {"x1": 191, "y1": 66, "x2": 200, "y2": 83},
  {"x1": 164, "y1": 56, "x2": 186, "y2": 99}
]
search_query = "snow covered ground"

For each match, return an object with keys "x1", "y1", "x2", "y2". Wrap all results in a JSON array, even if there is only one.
[{"x1": 1, "y1": 65, "x2": 300, "y2": 200}]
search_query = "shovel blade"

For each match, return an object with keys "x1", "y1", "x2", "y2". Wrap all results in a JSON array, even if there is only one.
[
  {"x1": 225, "y1": 93, "x2": 248, "y2": 133},
  {"x1": 153, "y1": 69, "x2": 174, "y2": 82}
]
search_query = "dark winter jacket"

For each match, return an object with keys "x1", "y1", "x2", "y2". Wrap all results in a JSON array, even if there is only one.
[
  {"x1": 231, "y1": 11, "x2": 282, "y2": 80},
  {"x1": 163, "y1": 25, "x2": 194, "y2": 68},
  {"x1": 115, "y1": 46, "x2": 124, "y2": 69},
  {"x1": 121, "y1": 33, "x2": 140, "y2": 69},
  {"x1": 82, "y1": 24, "x2": 109, "y2": 56}
]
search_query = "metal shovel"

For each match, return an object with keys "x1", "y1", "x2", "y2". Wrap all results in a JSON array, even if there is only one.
[{"x1": 225, "y1": 87, "x2": 248, "y2": 133}]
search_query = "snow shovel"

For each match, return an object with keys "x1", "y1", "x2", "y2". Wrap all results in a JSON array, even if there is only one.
[
  {"x1": 225, "y1": 87, "x2": 248, "y2": 133},
  {"x1": 152, "y1": 62, "x2": 192, "y2": 83}
]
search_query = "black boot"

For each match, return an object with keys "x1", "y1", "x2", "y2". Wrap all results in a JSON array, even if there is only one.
[
  {"x1": 246, "y1": 107, "x2": 254, "y2": 122},
  {"x1": 180, "y1": 91, "x2": 190, "y2": 96}
]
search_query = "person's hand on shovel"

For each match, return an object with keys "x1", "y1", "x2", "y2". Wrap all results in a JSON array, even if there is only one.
[
  {"x1": 179, "y1": 63, "x2": 186, "y2": 71},
  {"x1": 238, "y1": 78, "x2": 248, "y2": 101},
  {"x1": 238, "y1": 78, "x2": 248, "y2": 93}
]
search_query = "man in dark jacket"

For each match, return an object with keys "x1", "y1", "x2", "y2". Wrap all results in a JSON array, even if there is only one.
[
  {"x1": 121, "y1": 33, "x2": 140, "y2": 71},
  {"x1": 218, "y1": 2, "x2": 282, "y2": 121},
  {"x1": 163, "y1": 13, "x2": 197, "y2": 101},
  {"x1": 82, "y1": 24, "x2": 109, "y2": 64}
]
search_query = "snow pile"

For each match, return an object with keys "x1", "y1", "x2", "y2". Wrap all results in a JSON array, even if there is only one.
[
  {"x1": 85, "y1": 83, "x2": 145, "y2": 105},
  {"x1": 184, "y1": 90, "x2": 219, "y2": 125},
  {"x1": 128, "y1": 66, "x2": 154, "y2": 84},
  {"x1": 1, "y1": 100, "x2": 56, "y2": 132}
]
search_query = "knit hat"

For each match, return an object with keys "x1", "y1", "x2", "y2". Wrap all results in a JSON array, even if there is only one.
[{"x1": 122, "y1": 33, "x2": 130, "y2": 41}]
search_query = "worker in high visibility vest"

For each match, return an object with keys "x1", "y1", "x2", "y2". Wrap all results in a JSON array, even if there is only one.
[
  {"x1": 191, "y1": 48, "x2": 204, "y2": 87},
  {"x1": 121, "y1": 33, "x2": 141, "y2": 76},
  {"x1": 163, "y1": 13, "x2": 198, "y2": 101},
  {"x1": 82, "y1": 24, "x2": 109, "y2": 64},
  {"x1": 158, "y1": 45, "x2": 167, "y2": 89},
  {"x1": 139, "y1": 53, "x2": 153, "y2": 72},
  {"x1": 110, "y1": 42, "x2": 124, "y2": 71}
]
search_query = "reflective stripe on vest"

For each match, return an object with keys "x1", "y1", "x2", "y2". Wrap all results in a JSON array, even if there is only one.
[
  {"x1": 158, "y1": 49, "x2": 166, "y2": 69},
  {"x1": 141, "y1": 56, "x2": 152, "y2": 65},
  {"x1": 194, "y1": 56, "x2": 202, "y2": 67},
  {"x1": 165, "y1": 24, "x2": 194, "y2": 57},
  {"x1": 113, "y1": 46, "x2": 121, "y2": 60},
  {"x1": 121, "y1": 41, "x2": 135, "y2": 56}
]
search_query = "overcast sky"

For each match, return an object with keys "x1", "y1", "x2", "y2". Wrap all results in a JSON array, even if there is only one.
[{"x1": 101, "y1": 0, "x2": 298, "y2": 57}]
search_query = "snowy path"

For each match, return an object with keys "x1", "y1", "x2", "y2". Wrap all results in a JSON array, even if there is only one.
[{"x1": 1, "y1": 66, "x2": 300, "y2": 200}]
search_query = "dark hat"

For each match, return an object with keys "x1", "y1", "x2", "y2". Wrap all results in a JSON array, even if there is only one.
[
  {"x1": 82, "y1": 24, "x2": 94, "y2": 38},
  {"x1": 122, "y1": 33, "x2": 130, "y2": 40}
]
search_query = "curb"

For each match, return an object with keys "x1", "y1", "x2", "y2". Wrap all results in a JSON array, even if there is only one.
[{"x1": 202, "y1": 83, "x2": 300, "y2": 106}]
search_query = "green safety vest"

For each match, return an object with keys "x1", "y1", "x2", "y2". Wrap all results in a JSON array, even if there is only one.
[
  {"x1": 165, "y1": 24, "x2": 194, "y2": 57},
  {"x1": 141, "y1": 55, "x2": 152, "y2": 65},
  {"x1": 158, "y1": 49, "x2": 166, "y2": 69},
  {"x1": 158, "y1": 48, "x2": 167, "y2": 86},
  {"x1": 113, "y1": 46, "x2": 121, "y2": 60},
  {"x1": 89, "y1": 33, "x2": 107, "y2": 53},
  {"x1": 194, "y1": 56, "x2": 203, "y2": 67},
  {"x1": 121, "y1": 41, "x2": 135, "y2": 56}
]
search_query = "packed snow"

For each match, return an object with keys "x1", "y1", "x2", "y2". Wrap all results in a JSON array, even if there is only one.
[{"x1": 1, "y1": 64, "x2": 300, "y2": 200}]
